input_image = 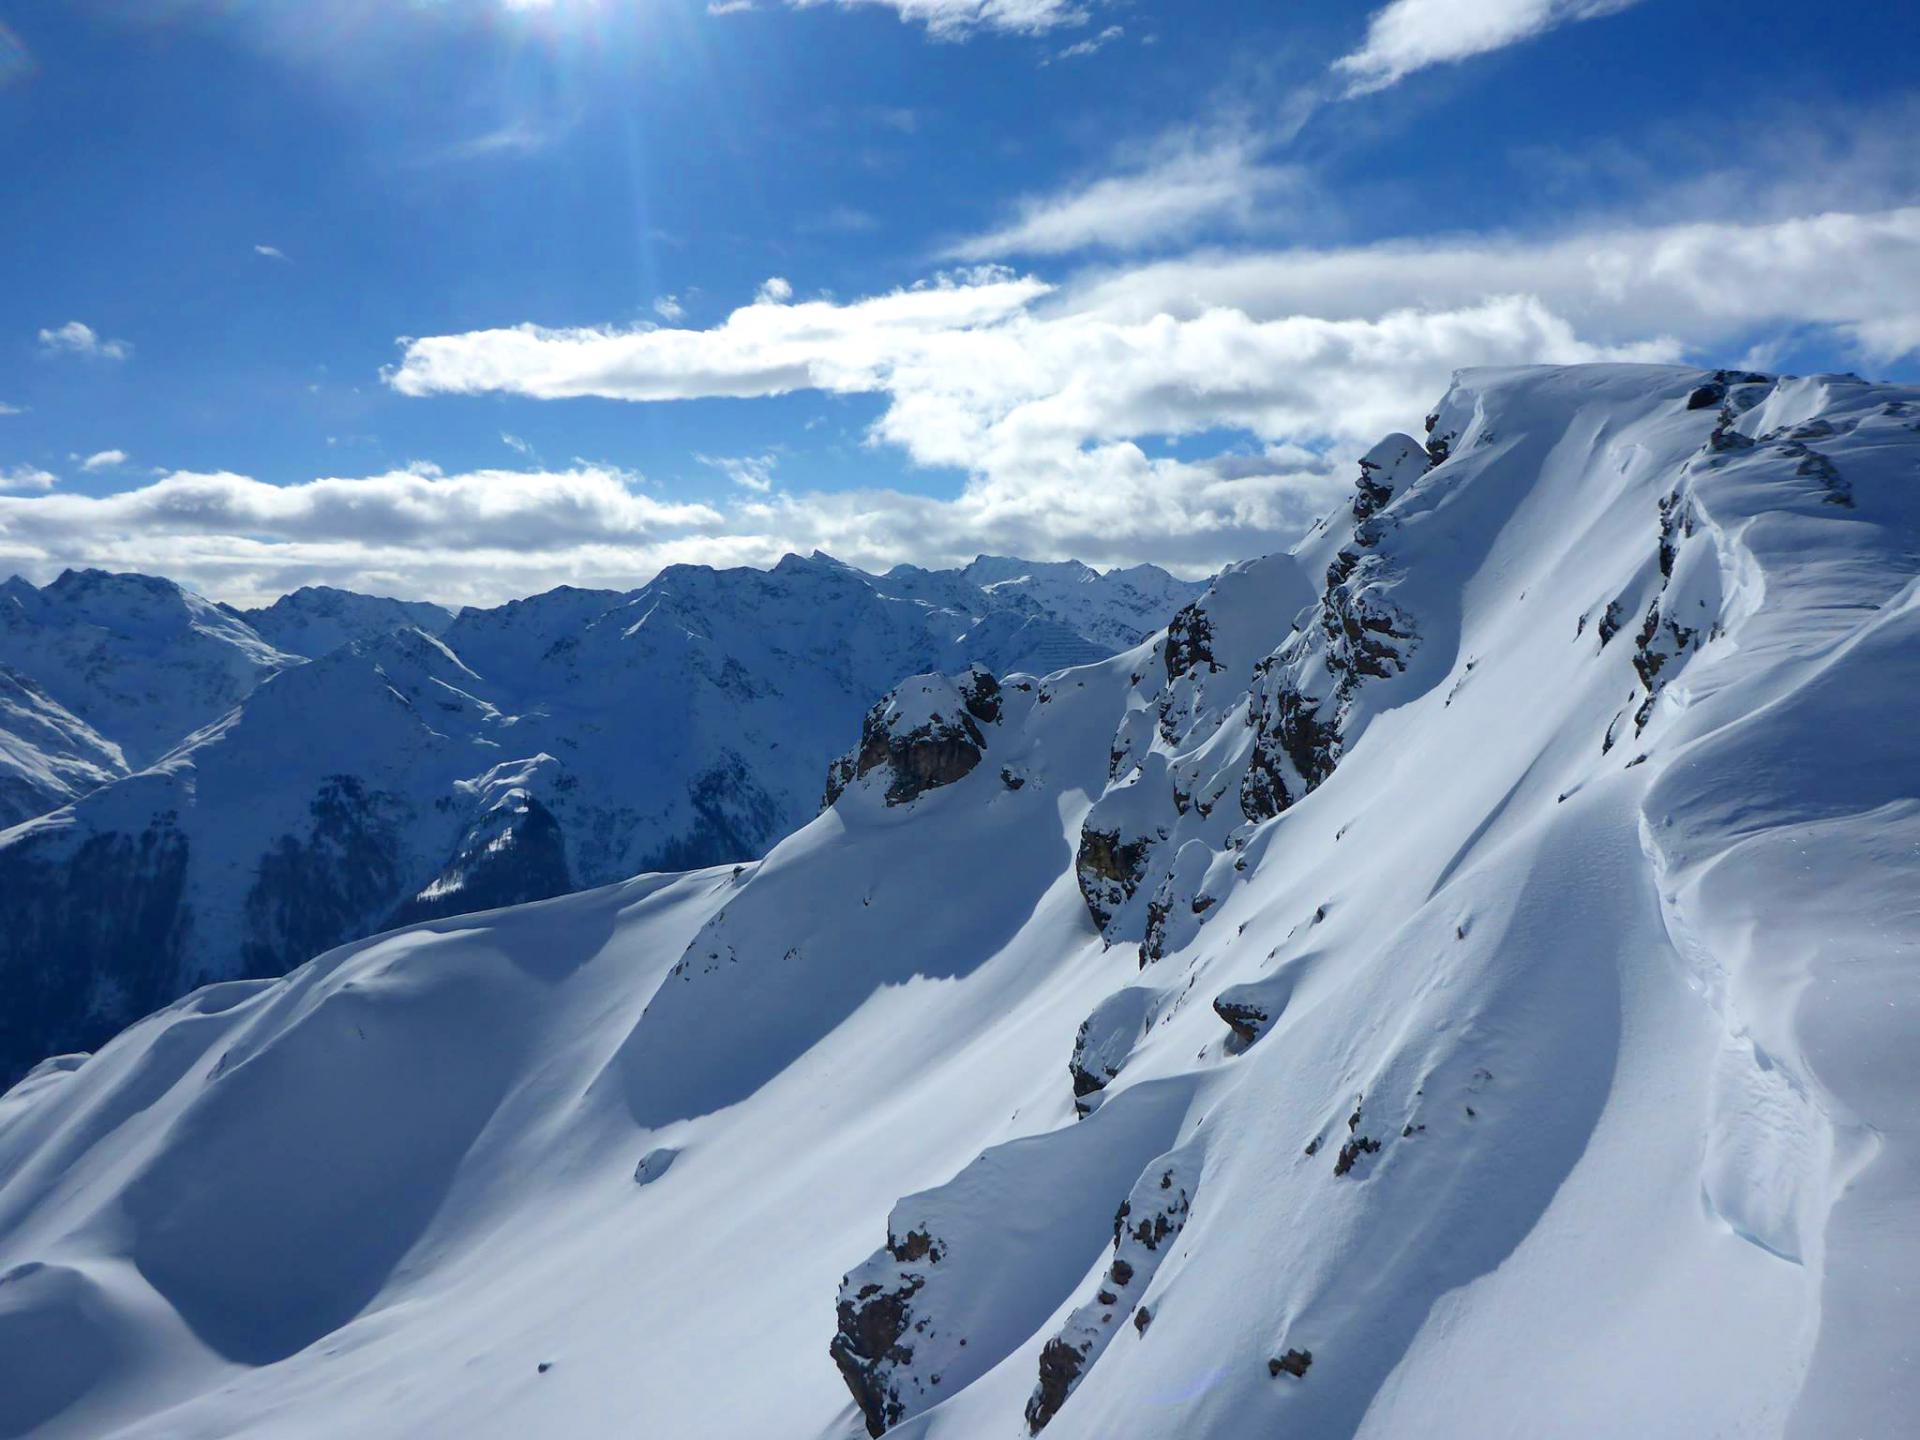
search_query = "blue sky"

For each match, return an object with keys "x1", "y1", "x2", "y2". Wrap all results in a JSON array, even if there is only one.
[{"x1": 1, "y1": 0, "x2": 1917, "y2": 604}]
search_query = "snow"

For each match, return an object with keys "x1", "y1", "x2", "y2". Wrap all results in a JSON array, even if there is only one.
[
  {"x1": 0, "y1": 365, "x2": 1915, "y2": 1439},
  {"x1": 0, "y1": 665, "x2": 126, "y2": 829},
  {"x1": 0, "y1": 569, "x2": 297, "y2": 769},
  {"x1": 0, "y1": 553, "x2": 1198, "y2": 1084},
  {"x1": 238, "y1": 586, "x2": 454, "y2": 660}
]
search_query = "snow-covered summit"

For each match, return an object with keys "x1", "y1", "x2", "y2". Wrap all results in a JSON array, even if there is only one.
[
  {"x1": 3, "y1": 365, "x2": 1915, "y2": 1438},
  {"x1": 237, "y1": 585, "x2": 454, "y2": 659}
]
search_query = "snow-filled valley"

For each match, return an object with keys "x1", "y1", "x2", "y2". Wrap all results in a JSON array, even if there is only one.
[
  {"x1": 0, "y1": 363, "x2": 1916, "y2": 1439},
  {"x1": 0, "y1": 554, "x2": 1200, "y2": 1086}
]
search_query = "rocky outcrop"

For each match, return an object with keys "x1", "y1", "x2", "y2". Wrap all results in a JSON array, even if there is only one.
[
  {"x1": 1073, "y1": 825, "x2": 1154, "y2": 934},
  {"x1": 829, "y1": 1227, "x2": 949, "y2": 1437},
  {"x1": 1240, "y1": 443, "x2": 1425, "y2": 825},
  {"x1": 824, "y1": 667, "x2": 1001, "y2": 809},
  {"x1": 1067, "y1": 987, "x2": 1156, "y2": 1115},
  {"x1": 1024, "y1": 1153, "x2": 1197, "y2": 1432},
  {"x1": 1212, "y1": 973, "x2": 1294, "y2": 1052},
  {"x1": 391, "y1": 778, "x2": 572, "y2": 927}
]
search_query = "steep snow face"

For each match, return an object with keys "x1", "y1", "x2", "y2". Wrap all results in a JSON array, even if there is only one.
[
  {"x1": 238, "y1": 586, "x2": 454, "y2": 659},
  {"x1": 0, "y1": 553, "x2": 1198, "y2": 1083},
  {"x1": 0, "y1": 665, "x2": 127, "y2": 829},
  {"x1": 0, "y1": 569, "x2": 297, "y2": 768},
  {"x1": 2, "y1": 365, "x2": 1915, "y2": 1440}
]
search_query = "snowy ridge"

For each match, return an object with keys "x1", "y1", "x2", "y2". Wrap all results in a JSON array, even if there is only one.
[
  {"x1": 0, "y1": 365, "x2": 1915, "y2": 1439},
  {"x1": 0, "y1": 553, "x2": 1200, "y2": 1083},
  {"x1": 236, "y1": 586, "x2": 454, "y2": 659}
]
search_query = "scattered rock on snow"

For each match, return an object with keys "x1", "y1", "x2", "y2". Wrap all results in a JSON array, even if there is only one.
[{"x1": 1269, "y1": 1349, "x2": 1313, "y2": 1378}]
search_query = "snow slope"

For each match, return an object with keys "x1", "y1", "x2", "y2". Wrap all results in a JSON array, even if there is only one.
[
  {"x1": 0, "y1": 552, "x2": 1200, "y2": 1084},
  {"x1": 1, "y1": 365, "x2": 1914, "y2": 1440}
]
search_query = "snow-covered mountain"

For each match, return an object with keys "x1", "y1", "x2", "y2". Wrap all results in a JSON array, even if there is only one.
[
  {"x1": 3, "y1": 363, "x2": 1912, "y2": 1439},
  {"x1": 0, "y1": 665, "x2": 127, "y2": 830},
  {"x1": 0, "y1": 570, "x2": 297, "y2": 769},
  {"x1": 0, "y1": 552, "x2": 1202, "y2": 1082},
  {"x1": 235, "y1": 586, "x2": 454, "y2": 659}
]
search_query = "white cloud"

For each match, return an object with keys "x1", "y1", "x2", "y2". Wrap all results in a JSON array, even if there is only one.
[
  {"x1": 698, "y1": 453, "x2": 780, "y2": 493},
  {"x1": 707, "y1": 0, "x2": 757, "y2": 13},
  {"x1": 946, "y1": 131, "x2": 1307, "y2": 258},
  {"x1": 254, "y1": 243, "x2": 290, "y2": 262},
  {"x1": 378, "y1": 203, "x2": 1920, "y2": 581},
  {"x1": 0, "y1": 403, "x2": 23, "y2": 416},
  {"x1": 37, "y1": 321, "x2": 132, "y2": 361},
  {"x1": 0, "y1": 466, "x2": 56, "y2": 494},
  {"x1": 653, "y1": 294, "x2": 687, "y2": 322},
  {"x1": 501, "y1": 432, "x2": 538, "y2": 460},
  {"x1": 1334, "y1": 0, "x2": 1644, "y2": 95},
  {"x1": 1051, "y1": 22, "x2": 1120, "y2": 61},
  {"x1": 78, "y1": 449, "x2": 128, "y2": 472},
  {"x1": 0, "y1": 464, "x2": 734, "y2": 607},
  {"x1": 388, "y1": 269, "x2": 1047, "y2": 402},
  {"x1": 785, "y1": 0, "x2": 1091, "y2": 40},
  {"x1": 22, "y1": 193, "x2": 1904, "y2": 604},
  {"x1": 1061, "y1": 207, "x2": 1920, "y2": 362}
]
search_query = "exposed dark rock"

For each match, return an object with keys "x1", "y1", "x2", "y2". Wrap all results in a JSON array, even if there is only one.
[
  {"x1": 824, "y1": 668, "x2": 1000, "y2": 810},
  {"x1": 1597, "y1": 600, "x2": 1625, "y2": 646},
  {"x1": 1241, "y1": 674, "x2": 1340, "y2": 824},
  {"x1": 1025, "y1": 1338, "x2": 1087, "y2": 1434},
  {"x1": 1213, "y1": 996, "x2": 1270, "y2": 1049},
  {"x1": 391, "y1": 788, "x2": 571, "y2": 927},
  {"x1": 0, "y1": 811, "x2": 192, "y2": 1086},
  {"x1": 1024, "y1": 1156, "x2": 1196, "y2": 1433},
  {"x1": 958, "y1": 666, "x2": 1002, "y2": 725},
  {"x1": 1162, "y1": 604, "x2": 1218, "y2": 682},
  {"x1": 830, "y1": 1268, "x2": 929, "y2": 1437},
  {"x1": 1269, "y1": 1349, "x2": 1313, "y2": 1378},
  {"x1": 243, "y1": 774, "x2": 410, "y2": 975},
  {"x1": 1074, "y1": 826, "x2": 1152, "y2": 933}
]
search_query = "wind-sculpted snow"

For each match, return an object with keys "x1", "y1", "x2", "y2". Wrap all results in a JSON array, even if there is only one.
[{"x1": 1, "y1": 365, "x2": 1916, "y2": 1439}]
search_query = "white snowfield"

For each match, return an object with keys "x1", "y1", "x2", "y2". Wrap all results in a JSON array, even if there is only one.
[{"x1": 0, "y1": 363, "x2": 1914, "y2": 1439}]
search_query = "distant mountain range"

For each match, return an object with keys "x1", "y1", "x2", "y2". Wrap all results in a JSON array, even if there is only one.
[{"x1": 0, "y1": 553, "x2": 1204, "y2": 1082}]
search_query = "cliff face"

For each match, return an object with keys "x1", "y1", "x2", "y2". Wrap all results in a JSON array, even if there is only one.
[{"x1": 2, "y1": 366, "x2": 1916, "y2": 1440}]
